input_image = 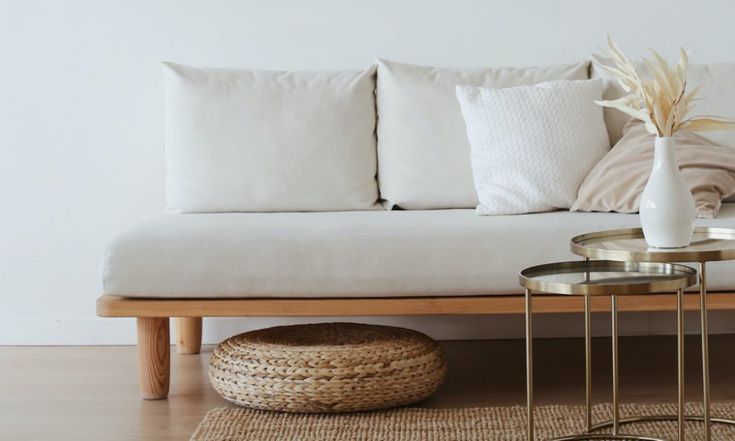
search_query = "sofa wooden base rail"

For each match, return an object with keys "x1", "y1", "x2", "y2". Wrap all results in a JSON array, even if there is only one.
[{"x1": 97, "y1": 292, "x2": 735, "y2": 399}]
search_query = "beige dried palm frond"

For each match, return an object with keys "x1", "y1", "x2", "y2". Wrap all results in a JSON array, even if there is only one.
[{"x1": 595, "y1": 36, "x2": 735, "y2": 137}]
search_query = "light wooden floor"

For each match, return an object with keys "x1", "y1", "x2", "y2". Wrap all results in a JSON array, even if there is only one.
[{"x1": 2, "y1": 335, "x2": 735, "y2": 441}]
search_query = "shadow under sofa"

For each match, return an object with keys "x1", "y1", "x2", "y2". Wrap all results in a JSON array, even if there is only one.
[{"x1": 97, "y1": 205, "x2": 735, "y2": 399}]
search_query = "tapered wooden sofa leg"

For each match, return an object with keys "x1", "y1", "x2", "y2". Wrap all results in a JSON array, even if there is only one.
[
  {"x1": 137, "y1": 317, "x2": 170, "y2": 400},
  {"x1": 175, "y1": 317, "x2": 202, "y2": 354}
]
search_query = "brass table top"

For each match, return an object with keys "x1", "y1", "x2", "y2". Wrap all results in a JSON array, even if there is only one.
[
  {"x1": 570, "y1": 227, "x2": 735, "y2": 263},
  {"x1": 519, "y1": 260, "x2": 697, "y2": 296}
]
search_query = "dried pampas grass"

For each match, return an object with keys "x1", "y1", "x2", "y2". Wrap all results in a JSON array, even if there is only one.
[{"x1": 596, "y1": 36, "x2": 735, "y2": 137}]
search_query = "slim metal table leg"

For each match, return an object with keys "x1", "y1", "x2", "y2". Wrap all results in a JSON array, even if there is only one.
[
  {"x1": 585, "y1": 294, "x2": 592, "y2": 433},
  {"x1": 612, "y1": 294, "x2": 620, "y2": 436},
  {"x1": 526, "y1": 288, "x2": 534, "y2": 441},
  {"x1": 699, "y1": 262, "x2": 710, "y2": 441},
  {"x1": 677, "y1": 288, "x2": 685, "y2": 441}
]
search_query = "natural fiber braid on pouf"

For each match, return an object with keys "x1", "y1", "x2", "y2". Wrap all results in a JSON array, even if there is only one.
[{"x1": 208, "y1": 322, "x2": 447, "y2": 413}]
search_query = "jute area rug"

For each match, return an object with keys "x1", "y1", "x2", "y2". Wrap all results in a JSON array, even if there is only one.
[{"x1": 191, "y1": 402, "x2": 735, "y2": 440}]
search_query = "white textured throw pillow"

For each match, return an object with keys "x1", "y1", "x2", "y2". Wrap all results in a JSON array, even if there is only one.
[
  {"x1": 456, "y1": 80, "x2": 610, "y2": 215},
  {"x1": 375, "y1": 59, "x2": 590, "y2": 209},
  {"x1": 164, "y1": 62, "x2": 380, "y2": 212}
]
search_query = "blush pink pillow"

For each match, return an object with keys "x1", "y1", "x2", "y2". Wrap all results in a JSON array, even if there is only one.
[{"x1": 572, "y1": 121, "x2": 735, "y2": 218}]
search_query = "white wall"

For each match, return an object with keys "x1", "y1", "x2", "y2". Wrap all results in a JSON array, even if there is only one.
[{"x1": 2, "y1": 0, "x2": 735, "y2": 345}]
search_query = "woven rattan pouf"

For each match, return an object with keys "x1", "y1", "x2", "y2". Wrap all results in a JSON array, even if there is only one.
[{"x1": 208, "y1": 322, "x2": 447, "y2": 413}]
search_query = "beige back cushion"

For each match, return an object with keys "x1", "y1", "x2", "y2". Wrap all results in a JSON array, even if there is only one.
[
  {"x1": 376, "y1": 59, "x2": 590, "y2": 209},
  {"x1": 164, "y1": 62, "x2": 381, "y2": 213}
]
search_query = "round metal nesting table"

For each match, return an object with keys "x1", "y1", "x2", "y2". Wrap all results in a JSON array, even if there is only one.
[
  {"x1": 519, "y1": 260, "x2": 698, "y2": 441},
  {"x1": 571, "y1": 227, "x2": 735, "y2": 441}
]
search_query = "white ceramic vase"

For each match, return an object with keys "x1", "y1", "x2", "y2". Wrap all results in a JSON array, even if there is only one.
[{"x1": 639, "y1": 136, "x2": 696, "y2": 248}]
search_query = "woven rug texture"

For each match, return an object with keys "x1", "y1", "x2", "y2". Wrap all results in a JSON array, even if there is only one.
[{"x1": 191, "y1": 402, "x2": 735, "y2": 440}]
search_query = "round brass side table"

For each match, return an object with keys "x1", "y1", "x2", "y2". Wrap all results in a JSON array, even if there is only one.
[
  {"x1": 520, "y1": 260, "x2": 698, "y2": 441},
  {"x1": 571, "y1": 227, "x2": 735, "y2": 441}
]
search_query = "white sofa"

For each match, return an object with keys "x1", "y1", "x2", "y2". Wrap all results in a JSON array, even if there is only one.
[{"x1": 98, "y1": 58, "x2": 735, "y2": 400}]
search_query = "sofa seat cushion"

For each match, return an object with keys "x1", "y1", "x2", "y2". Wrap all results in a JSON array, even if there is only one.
[{"x1": 103, "y1": 205, "x2": 735, "y2": 298}]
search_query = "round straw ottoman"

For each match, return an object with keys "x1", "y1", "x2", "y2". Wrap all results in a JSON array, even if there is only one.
[{"x1": 208, "y1": 322, "x2": 447, "y2": 413}]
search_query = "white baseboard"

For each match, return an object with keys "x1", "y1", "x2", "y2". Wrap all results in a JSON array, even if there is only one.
[{"x1": 2, "y1": 311, "x2": 734, "y2": 345}]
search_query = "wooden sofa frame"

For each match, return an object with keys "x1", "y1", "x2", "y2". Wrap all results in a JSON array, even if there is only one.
[{"x1": 97, "y1": 292, "x2": 735, "y2": 399}]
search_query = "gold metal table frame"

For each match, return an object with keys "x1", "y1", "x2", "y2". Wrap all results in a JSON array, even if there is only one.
[
  {"x1": 520, "y1": 260, "x2": 698, "y2": 441},
  {"x1": 571, "y1": 227, "x2": 735, "y2": 441}
]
